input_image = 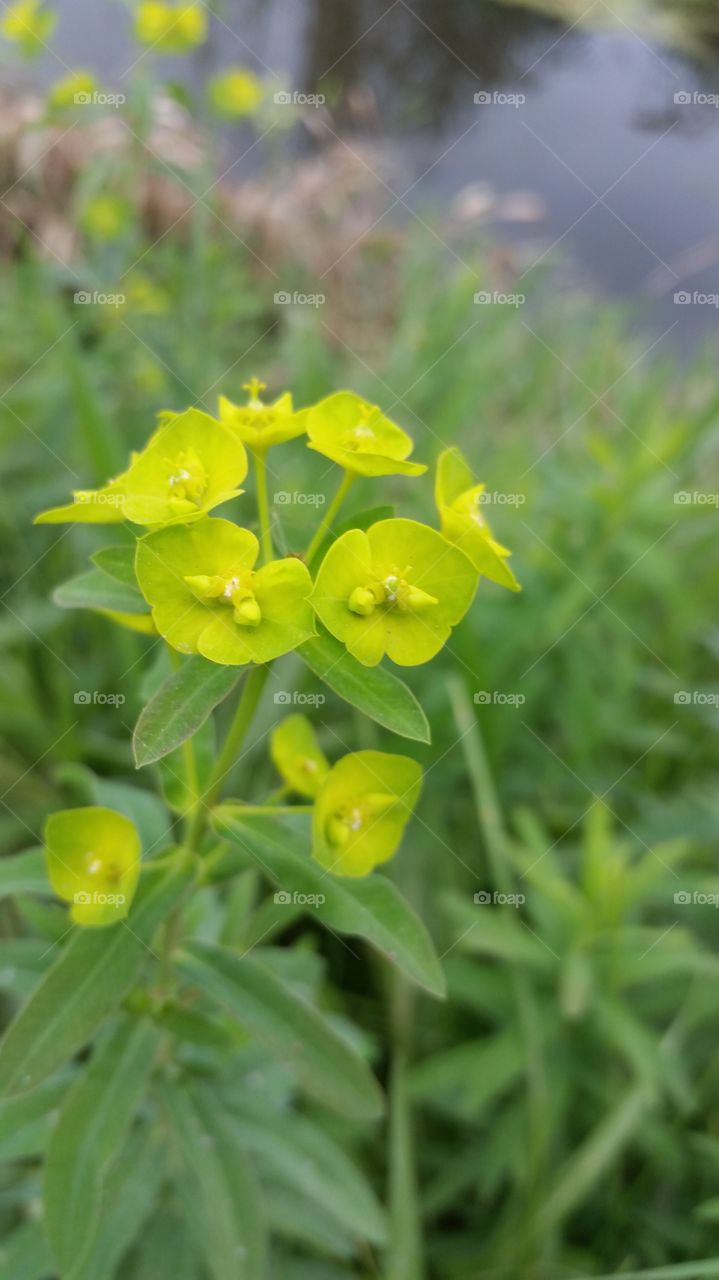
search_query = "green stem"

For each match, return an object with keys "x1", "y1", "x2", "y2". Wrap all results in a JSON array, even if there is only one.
[
  {"x1": 203, "y1": 665, "x2": 270, "y2": 815},
  {"x1": 253, "y1": 448, "x2": 273, "y2": 563},
  {"x1": 304, "y1": 469, "x2": 354, "y2": 565},
  {"x1": 168, "y1": 649, "x2": 202, "y2": 845},
  {"x1": 216, "y1": 803, "x2": 313, "y2": 816}
]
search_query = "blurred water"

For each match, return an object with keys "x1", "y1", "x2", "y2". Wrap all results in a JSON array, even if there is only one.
[{"x1": 28, "y1": 0, "x2": 719, "y2": 346}]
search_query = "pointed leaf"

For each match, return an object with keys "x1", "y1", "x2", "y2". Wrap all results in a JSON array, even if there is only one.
[
  {"x1": 54, "y1": 567, "x2": 148, "y2": 615},
  {"x1": 133, "y1": 657, "x2": 241, "y2": 768},
  {"x1": 180, "y1": 941, "x2": 383, "y2": 1120},
  {"x1": 298, "y1": 631, "x2": 430, "y2": 744}
]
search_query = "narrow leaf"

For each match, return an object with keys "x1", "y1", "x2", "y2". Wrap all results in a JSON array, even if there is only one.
[
  {"x1": 298, "y1": 631, "x2": 430, "y2": 744},
  {"x1": 54, "y1": 567, "x2": 148, "y2": 615},
  {"x1": 180, "y1": 941, "x2": 383, "y2": 1120},
  {"x1": 133, "y1": 657, "x2": 241, "y2": 768},
  {"x1": 0, "y1": 863, "x2": 190, "y2": 1096},
  {"x1": 91, "y1": 545, "x2": 138, "y2": 588},
  {"x1": 71, "y1": 1125, "x2": 166, "y2": 1280},
  {"x1": 44, "y1": 1012, "x2": 161, "y2": 1274},
  {"x1": 212, "y1": 812, "x2": 446, "y2": 997},
  {"x1": 0, "y1": 848, "x2": 48, "y2": 899}
]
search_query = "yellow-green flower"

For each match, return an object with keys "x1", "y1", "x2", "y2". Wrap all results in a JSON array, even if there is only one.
[
  {"x1": 310, "y1": 517, "x2": 477, "y2": 667},
  {"x1": 136, "y1": 516, "x2": 315, "y2": 664},
  {"x1": 35, "y1": 409, "x2": 247, "y2": 529},
  {"x1": 79, "y1": 194, "x2": 132, "y2": 241},
  {"x1": 218, "y1": 378, "x2": 304, "y2": 450},
  {"x1": 208, "y1": 67, "x2": 264, "y2": 119},
  {"x1": 44, "y1": 806, "x2": 141, "y2": 927},
  {"x1": 1, "y1": 0, "x2": 55, "y2": 55},
  {"x1": 313, "y1": 750, "x2": 422, "y2": 877},
  {"x1": 270, "y1": 714, "x2": 329, "y2": 798},
  {"x1": 135, "y1": 1, "x2": 207, "y2": 52},
  {"x1": 48, "y1": 70, "x2": 97, "y2": 110},
  {"x1": 303, "y1": 391, "x2": 426, "y2": 477},
  {"x1": 435, "y1": 448, "x2": 520, "y2": 592}
]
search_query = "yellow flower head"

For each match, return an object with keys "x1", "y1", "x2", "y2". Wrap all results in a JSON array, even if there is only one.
[
  {"x1": 435, "y1": 447, "x2": 520, "y2": 591},
  {"x1": 208, "y1": 67, "x2": 264, "y2": 119},
  {"x1": 48, "y1": 70, "x2": 97, "y2": 110},
  {"x1": 1, "y1": 0, "x2": 56, "y2": 56},
  {"x1": 44, "y1": 806, "x2": 141, "y2": 927},
  {"x1": 80, "y1": 194, "x2": 131, "y2": 241},
  {"x1": 270, "y1": 714, "x2": 329, "y2": 798},
  {"x1": 136, "y1": 516, "x2": 316, "y2": 664},
  {"x1": 35, "y1": 409, "x2": 248, "y2": 529},
  {"x1": 313, "y1": 750, "x2": 422, "y2": 877},
  {"x1": 218, "y1": 377, "x2": 304, "y2": 451},
  {"x1": 135, "y1": 1, "x2": 207, "y2": 53},
  {"x1": 303, "y1": 391, "x2": 426, "y2": 477},
  {"x1": 310, "y1": 517, "x2": 477, "y2": 667}
]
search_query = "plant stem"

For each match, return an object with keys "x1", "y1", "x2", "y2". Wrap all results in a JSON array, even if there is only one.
[
  {"x1": 203, "y1": 665, "x2": 270, "y2": 815},
  {"x1": 304, "y1": 469, "x2": 354, "y2": 565},
  {"x1": 215, "y1": 803, "x2": 313, "y2": 816},
  {"x1": 253, "y1": 448, "x2": 273, "y2": 562},
  {"x1": 168, "y1": 648, "x2": 202, "y2": 845}
]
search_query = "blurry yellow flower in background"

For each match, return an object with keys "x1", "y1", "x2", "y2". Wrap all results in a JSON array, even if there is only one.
[
  {"x1": 48, "y1": 70, "x2": 97, "y2": 110},
  {"x1": 135, "y1": 1, "x2": 207, "y2": 53},
  {"x1": 208, "y1": 67, "x2": 265, "y2": 120},
  {"x1": 79, "y1": 194, "x2": 132, "y2": 241},
  {"x1": 1, "y1": 0, "x2": 56, "y2": 56}
]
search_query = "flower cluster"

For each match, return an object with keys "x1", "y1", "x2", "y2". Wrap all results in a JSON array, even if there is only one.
[{"x1": 38, "y1": 379, "x2": 519, "y2": 916}]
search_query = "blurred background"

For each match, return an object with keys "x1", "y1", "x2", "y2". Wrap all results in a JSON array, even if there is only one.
[{"x1": 2, "y1": 0, "x2": 719, "y2": 1277}]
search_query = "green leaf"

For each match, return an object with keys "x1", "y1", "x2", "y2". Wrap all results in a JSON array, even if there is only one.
[
  {"x1": 298, "y1": 630, "x2": 430, "y2": 744},
  {"x1": 53, "y1": 567, "x2": 148, "y2": 615},
  {"x1": 0, "y1": 1221, "x2": 53, "y2": 1279},
  {"x1": 0, "y1": 848, "x2": 48, "y2": 899},
  {"x1": 71, "y1": 1124, "x2": 166, "y2": 1280},
  {"x1": 212, "y1": 812, "x2": 446, "y2": 998},
  {"x1": 0, "y1": 863, "x2": 190, "y2": 1096},
  {"x1": 0, "y1": 1072, "x2": 71, "y2": 1161},
  {"x1": 180, "y1": 941, "x2": 383, "y2": 1120},
  {"x1": 133, "y1": 657, "x2": 241, "y2": 768},
  {"x1": 225, "y1": 1097, "x2": 387, "y2": 1245},
  {"x1": 91, "y1": 545, "x2": 138, "y2": 588},
  {"x1": 164, "y1": 1083, "x2": 267, "y2": 1280},
  {"x1": 44, "y1": 1012, "x2": 161, "y2": 1275}
]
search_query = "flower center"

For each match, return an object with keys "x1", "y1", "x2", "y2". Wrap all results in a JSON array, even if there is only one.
[
  {"x1": 166, "y1": 447, "x2": 207, "y2": 513},
  {"x1": 85, "y1": 853, "x2": 122, "y2": 882},
  {"x1": 326, "y1": 793, "x2": 397, "y2": 847},
  {"x1": 348, "y1": 567, "x2": 438, "y2": 617},
  {"x1": 342, "y1": 417, "x2": 377, "y2": 453},
  {"x1": 184, "y1": 569, "x2": 262, "y2": 627}
]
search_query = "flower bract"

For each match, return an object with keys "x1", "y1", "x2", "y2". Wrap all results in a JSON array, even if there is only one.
[
  {"x1": 312, "y1": 750, "x2": 422, "y2": 876},
  {"x1": 435, "y1": 447, "x2": 520, "y2": 591},
  {"x1": 303, "y1": 391, "x2": 426, "y2": 477},
  {"x1": 135, "y1": 516, "x2": 315, "y2": 664},
  {"x1": 310, "y1": 517, "x2": 477, "y2": 667},
  {"x1": 44, "y1": 806, "x2": 141, "y2": 927},
  {"x1": 270, "y1": 714, "x2": 329, "y2": 798},
  {"x1": 218, "y1": 377, "x2": 304, "y2": 450}
]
